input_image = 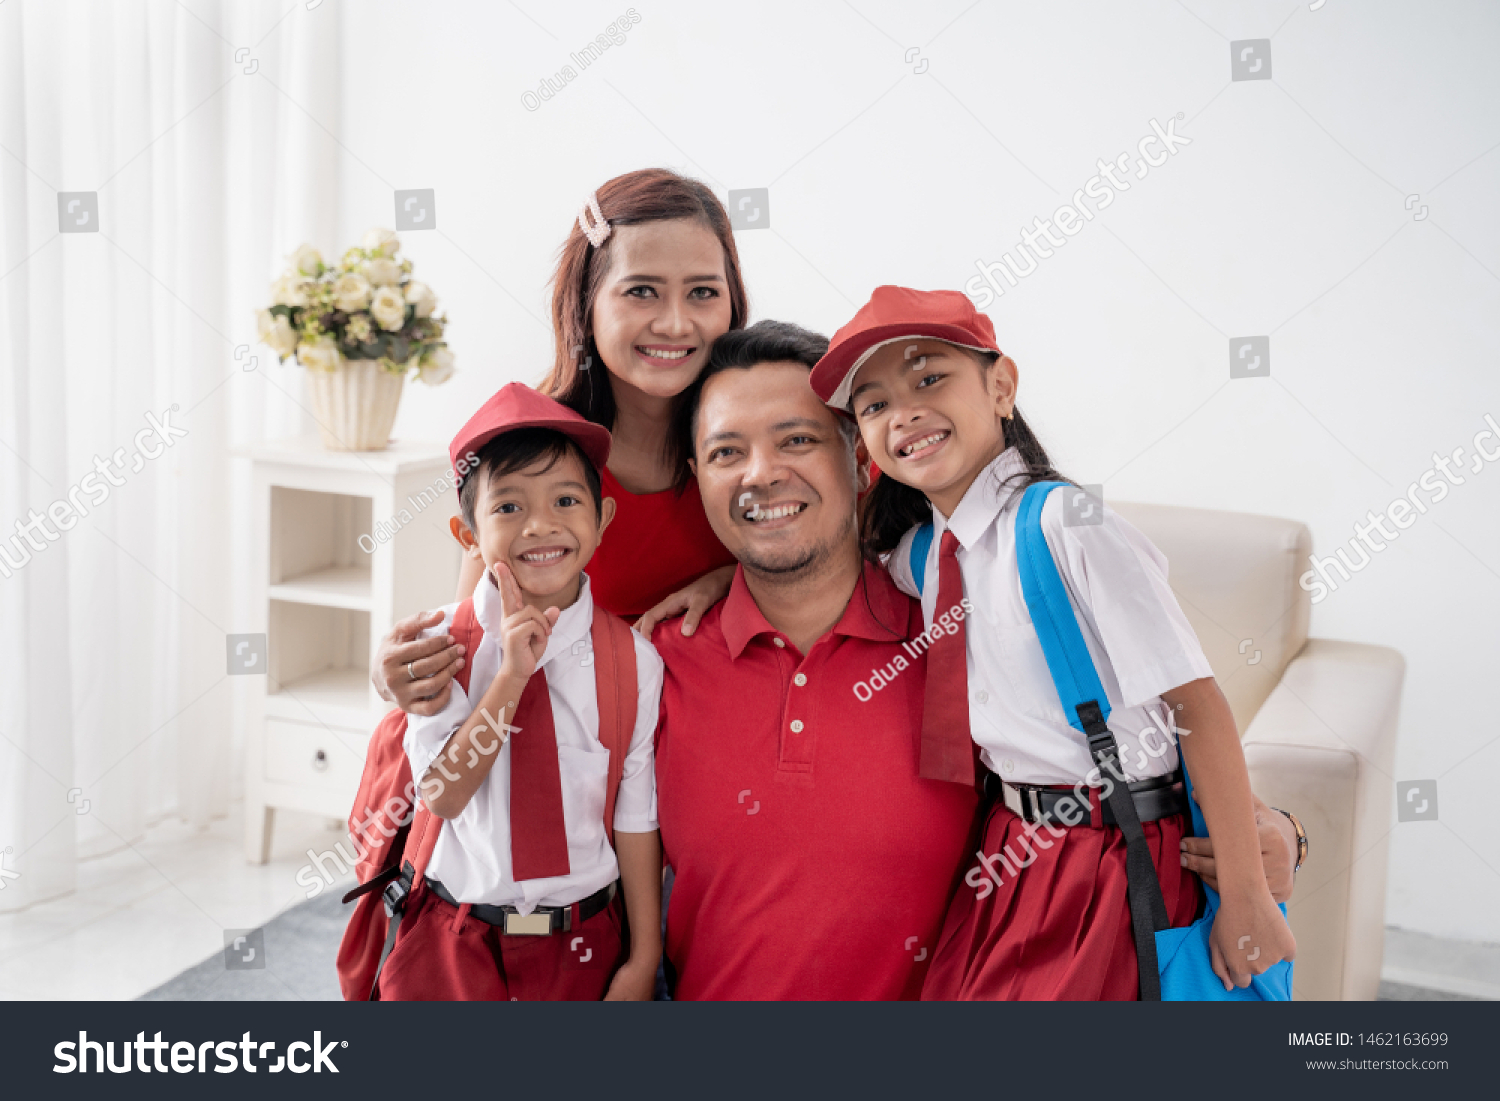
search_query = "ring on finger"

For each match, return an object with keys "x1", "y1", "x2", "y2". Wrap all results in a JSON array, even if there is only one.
[{"x1": 407, "y1": 661, "x2": 417, "y2": 681}]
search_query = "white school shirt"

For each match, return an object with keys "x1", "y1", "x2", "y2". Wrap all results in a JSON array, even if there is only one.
[
  {"x1": 404, "y1": 572, "x2": 662, "y2": 911},
  {"x1": 886, "y1": 447, "x2": 1214, "y2": 786}
]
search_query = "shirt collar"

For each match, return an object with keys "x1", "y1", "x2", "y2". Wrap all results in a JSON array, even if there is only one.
[
  {"x1": 472, "y1": 568, "x2": 594, "y2": 668},
  {"x1": 937, "y1": 446, "x2": 1028, "y2": 550},
  {"x1": 720, "y1": 560, "x2": 911, "y2": 660}
]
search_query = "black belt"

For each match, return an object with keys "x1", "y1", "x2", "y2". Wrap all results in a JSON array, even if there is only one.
[
  {"x1": 983, "y1": 768, "x2": 1187, "y2": 828},
  {"x1": 425, "y1": 878, "x2": 616, "y2": 936}
]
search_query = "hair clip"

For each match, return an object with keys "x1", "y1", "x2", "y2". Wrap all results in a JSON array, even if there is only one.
[{"x1": 578, "y1": 192, "x2": 611, "y2": 248}]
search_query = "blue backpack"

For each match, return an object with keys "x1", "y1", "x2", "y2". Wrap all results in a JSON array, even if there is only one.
[{"x1": 910, "y1": 481, "x2": 1293, "y2": 1001}]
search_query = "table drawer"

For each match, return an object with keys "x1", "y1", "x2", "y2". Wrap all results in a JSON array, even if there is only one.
[{"x1": 264, "y1": 718, "x2": 367, "y2": 794}]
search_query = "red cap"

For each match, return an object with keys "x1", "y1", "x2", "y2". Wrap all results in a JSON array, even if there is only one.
[
  {"x1": 810, "y1": 285, "x2": 1001, "y2": 409},
  {"x1": 449, "y1": 382, "x2": 611, "y2": 490}
]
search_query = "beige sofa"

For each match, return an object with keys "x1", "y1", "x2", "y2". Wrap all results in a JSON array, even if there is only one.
[{"x1": 1113, "y1": 502, "x2": 1405, "y2": 1001}]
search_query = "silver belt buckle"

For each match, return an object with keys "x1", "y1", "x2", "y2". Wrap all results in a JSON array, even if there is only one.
[
  {"x1": 503, "y1": 911, "x2": 553, "y2": 936},
  {"x1": 1001, "y1": 781, "x2": 1043, "y2": 822}
]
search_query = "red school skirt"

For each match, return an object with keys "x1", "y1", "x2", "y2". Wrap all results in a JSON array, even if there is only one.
[{"x1": 922, "y1": 792, "x2": 1202, "y2": 1001}]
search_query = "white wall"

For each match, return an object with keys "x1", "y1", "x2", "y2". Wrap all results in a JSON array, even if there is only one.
[{"x1": 325, "y1": 0, "x2": 1500, "y2": 942}]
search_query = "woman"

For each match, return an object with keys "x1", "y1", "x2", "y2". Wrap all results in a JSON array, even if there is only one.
[{"x1": 373, "y1": 169, "x2": 744, "y2": 714}]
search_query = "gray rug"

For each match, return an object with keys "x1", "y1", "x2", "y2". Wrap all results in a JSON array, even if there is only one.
[
  {"x1": 139, "y1": 888, "x2": 348, "y2": 1001},
  {"x1": 138, "y1": 885, "x2": 1478, "y2": 1002}
]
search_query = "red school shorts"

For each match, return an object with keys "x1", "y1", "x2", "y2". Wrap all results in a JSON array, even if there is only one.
[{"x1": 376, "y1": 882, "x2": 628, "y2": 1001}]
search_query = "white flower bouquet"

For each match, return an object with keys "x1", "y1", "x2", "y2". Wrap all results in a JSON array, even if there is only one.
[{"x1": 256, "y1": 227, "x2": 454, "y2": 385}]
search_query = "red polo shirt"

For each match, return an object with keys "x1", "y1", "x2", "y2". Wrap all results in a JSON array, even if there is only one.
[{"x1": 653, "y1": 561, "x2": 979, "y2": 1000}]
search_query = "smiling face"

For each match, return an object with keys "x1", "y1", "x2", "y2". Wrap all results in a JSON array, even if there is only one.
[
  {"x1": 458, "y1": 446, "x2": 615, "y2": 611},
  {"x1": 591, "y1": 219, "x2": 734, "y2": 402},
  {"x1": 849, "y1": 339, "x2": 1018, "y2": 517},
  {"x1": 691, "y1": 361, "x2": 862, "y2": 579}
]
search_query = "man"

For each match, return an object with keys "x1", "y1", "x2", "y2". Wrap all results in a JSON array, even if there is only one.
[{"x1": 653, "y1": 320, "x2": 1300, "y2": 1000}]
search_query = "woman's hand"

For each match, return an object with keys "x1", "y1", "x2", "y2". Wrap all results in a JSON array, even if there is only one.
[
  {"x1": 372, "y1": 609, "x2": 466, "y2": 716},
  {"x1": 1210, "y1": 886, "x2": 1297, "y2": 991},
  {"x1": 1180, "y1": 793, "x2": 1298, "y2": 903},
  {"x1": 633, "y1": 564, "x2": 736, "y2": 639},
  {"x1": 493, "y1": 562, "x2": 559, "y2": 682}
]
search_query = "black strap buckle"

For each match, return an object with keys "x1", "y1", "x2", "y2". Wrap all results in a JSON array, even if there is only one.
[
  {"x1": 382, "y1": 861, "x2": 415, "y2": 918},
  {"x1": 1075, "y1": 698, "x2": 1169, "y2": 1001},
  {"x1": 1078, "y1": 701, "x2": 1113, "y2": 748}
]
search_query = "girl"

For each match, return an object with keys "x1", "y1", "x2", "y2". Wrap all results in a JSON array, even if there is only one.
[
  {"x1": 809, "y1": 285, "x2": 1295, "y2": 1000},
  {"x1": 374, "y1": 169, "x2": 746, "y2": 716}
]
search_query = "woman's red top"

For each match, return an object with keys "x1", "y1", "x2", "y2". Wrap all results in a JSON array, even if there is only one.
[{"x1": 585, "y1": 466, "x2": 737, "y2": 620}]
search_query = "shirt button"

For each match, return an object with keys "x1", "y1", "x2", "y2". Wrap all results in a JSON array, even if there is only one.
[
  {"x1": 772, "y1": 637, "x2": 785, "y2": 648},
  {"x1": 793, "y1": 673, "x2": 807, "y2": 687},
  {"x1": 975, "y1": 689, "x2": 989, "y2": 704},
  {"x1": 790, "y1": 719, "x2": 804, "y2": 733},
  {"x1": 1002, "y1": 759, "x2": 1016, "y2": 774}
]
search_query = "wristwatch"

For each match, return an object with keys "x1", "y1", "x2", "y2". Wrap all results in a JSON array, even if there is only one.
[{"x1": 1272, "y1": 807, "x2": 1308, "y2": 873}]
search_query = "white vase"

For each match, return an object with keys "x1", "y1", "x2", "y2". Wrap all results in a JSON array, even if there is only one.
[{"x1": 304, "y1": 359, "x2": 406, "y2": 450}]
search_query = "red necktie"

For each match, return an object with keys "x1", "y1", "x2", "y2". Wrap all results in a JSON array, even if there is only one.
[
  {"x1": 920, "y1": 530, "x2": 976, "y2": 785},
  {"x1": 508, "y1": 668, "x2": 572, "y2": 881}
]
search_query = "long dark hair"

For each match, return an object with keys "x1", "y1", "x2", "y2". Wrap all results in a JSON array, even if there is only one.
[
  {"x1": 540, "y1": 168, "x2": 750, "y2": 484},
  {"x1": 861, "y1": 354, "x2": 1072, "y2": 559}
]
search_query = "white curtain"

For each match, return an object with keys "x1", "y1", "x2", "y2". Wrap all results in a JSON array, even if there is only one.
[{"x1": 0, "y1": 0, "x2": 342, "y2": 912}]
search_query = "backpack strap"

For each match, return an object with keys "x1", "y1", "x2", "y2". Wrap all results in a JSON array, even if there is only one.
[
  {"x1": 590, "y1": 608, "x2": 639, "y2": 848},
  {"x1": 450, "y1": 598, "x2": 482, "y2": 695},
  {"x1": 1013, "y1": 482, "x2": 1170, "y2": 1001},
  {"x1": 368, "y1": 600, "x2": 482, "y2": 999},
  {"x1": 402, "y1": 598, "x2": 481, "y2": 893},
  {"x1": 909, "y1": 520, "x2": 935, "y2": 598}
]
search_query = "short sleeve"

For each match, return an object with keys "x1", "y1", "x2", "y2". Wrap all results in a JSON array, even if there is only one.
[
  {"x1": 401, "y1": 602, "x2": 472, "y2": 776},
  {"x1": 1039, "y1": 495, "x2": 1213, "y2": 708},
  {"x1": 884, "y1": 525, "x2": 924, "y2": 600},
  {"x1": 612, "y1": 630, "x2": 662, "y2": 833}
]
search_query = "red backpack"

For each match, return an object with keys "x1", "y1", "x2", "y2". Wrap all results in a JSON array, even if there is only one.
[{"x1": 335, "y1": 599, "x2": 639, "y2": 1001}]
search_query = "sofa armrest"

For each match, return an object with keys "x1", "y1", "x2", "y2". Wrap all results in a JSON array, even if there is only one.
[{"x1": 1241, "y1": 638, "x2": 1405, "y2": 1000}]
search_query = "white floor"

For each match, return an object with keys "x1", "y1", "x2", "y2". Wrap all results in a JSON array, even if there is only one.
[
  {"x1": 0, "y1": 803, "x2": 354, "y2": 1001},
  {"x1": 1383, "y1": 927, "x2": 1500, "y2": 1001}
]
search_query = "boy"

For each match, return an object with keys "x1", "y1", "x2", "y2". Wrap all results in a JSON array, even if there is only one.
[{"x1": 376, "y1": 382, "x2": 663, "y2": 1001}]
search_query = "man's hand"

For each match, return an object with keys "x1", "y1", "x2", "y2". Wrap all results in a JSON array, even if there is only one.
[
  {"x1": 372, "y1": 609, "x2": 465, "y2": 716},
  {"x1": 603, "y1": 958, "x2": 657, "y2": 1001},
  {"x1": 1180, "y1": 793, "x2": 1298, "y2": 904},
  {"x1": 633, "y1": 564, "x2": 735, "y2": 639},
  {"x1": 493, "y1": 562, "x2": 559, "y2": 681}
]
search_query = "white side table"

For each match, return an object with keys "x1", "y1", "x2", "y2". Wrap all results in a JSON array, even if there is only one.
[{"x1": 239, "y1": 436, "x2": 459, "y2": 864}]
